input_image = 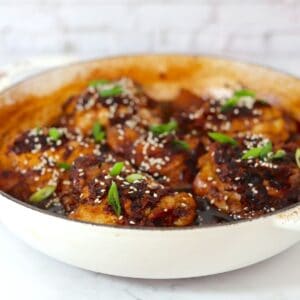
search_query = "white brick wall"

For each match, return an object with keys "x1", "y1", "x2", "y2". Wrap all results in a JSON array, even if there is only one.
[{"x1": 0, "y1": 0, "x2": 300, "y2": 74}]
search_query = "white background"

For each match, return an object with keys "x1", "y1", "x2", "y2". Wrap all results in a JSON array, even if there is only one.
[
  {"x1": 0, "y1": 0, "x2": 300, "y2": 72},
  {"x1": 0, "y1": 1, "x2": 300, "y2": 299}
]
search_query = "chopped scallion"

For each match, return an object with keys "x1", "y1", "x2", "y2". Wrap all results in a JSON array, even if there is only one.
[
  {"x1": 242, "y1": 142, "x2": 272, "y2": 160},
  {"x1": 221, "y1": 89, "x2": 256, "y2": 112},
  {"x1": 92, "y1": 122, "x2": 105, "y2": 142},
  {"x1": 99, "y1": 85, "x2": 123, "y2": 98},
  {"x1": 208, "y1": 132, "x2": 237, "y2": 146},
  {"x1": 150, "y1": 120, "x2": 178, "y2": 135},
  {"x1": 259, "y1": 141, "x2": 272, "y2": 159},
  {"x1": 242, "y1": 147, "x2": 262, "y2": 160},
  {"x1": 172, "y1": 139, "x2": 190, "y2": 151},
  {"x1": 89, "y1": 79, "x2": 109, "y2": 88},
  {"x1": 49, "y1": 128, "x2": 62, "y2": 141},
  {"x1": 126, "y1": 173, "x2": 145, "y2": 183},
  {"x1": 271, "y1": 149, "x2": 286, "y2": 160},
  {"x1": 57, "y1": 162, "x2": 71, "y2": 170},
  {"x1": 234, "y1": 89, "x2": 256, "y2": 98},
  {"x1": 29, "y1": 185, "x2": 56, "y2": 203},
  {"x1": 109, "y1": 162, "x2": 124, "y2": 176},
  {"x1": 108, "y1": 181, "x2": 121, "y2": 216}
]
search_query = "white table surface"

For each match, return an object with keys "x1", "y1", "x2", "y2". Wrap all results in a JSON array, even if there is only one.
[{"x1": 0, "y1": 57, "x2": 300, "y2": 300}]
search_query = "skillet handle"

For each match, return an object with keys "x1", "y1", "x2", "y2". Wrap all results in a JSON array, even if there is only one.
[{"x1": 274, "y1": 206, "x2": 300, "y2": 231}]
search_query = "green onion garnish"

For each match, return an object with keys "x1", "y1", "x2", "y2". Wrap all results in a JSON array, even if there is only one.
[
  {"x1": 150, "y1": 120, "x2": 178, "y2": 135},
  {"x1": 221, "y1": 89, "x2": 256, "y2": 112},
  {"x1": 221, "y1": 98, "x2": 239, "y2": 112},
  {"x1": 29, "y1": 185, "x2": 56, "y2": 203},
  {"x1": 234, "y1": 90, "x2": 256, "y2": 98},
  {"x1": 49, "y1": 128, "x2": 62, "y2": 141},
  {"x1": 271, "y1": 149, "x2": 286, "y2": 160},
  {"x1": 92, "y1": 122, "x2": 105, "y2": 142},
  {"x1": 242, "y1": 147, "x2": 263, "y2": 160},
  {"x1": 296, "y1": 148, "x2": 300, "y2": 168},
  {"x1": 242, "y1": 142, "x2": 286, "y2": 161},
  {"x1": 108, "y1": 181, "x2": 121, "y2": 216},
  {"x1": 208, "y1": 132, "x2": 238, "y2": 146},
  {"x1": 259, "y1": 141, "x2": 272, "y2": 159},
  {"x1": 109, "y1": 162, "x2": 124, "y2": 176},
  {"x1": 99, "y1": 85, "x2": 123, "y2": 98},
  {"x1": 172, "y1": 140, "x2": 190, "y2": 151},
  {"x1": 242, "y1": 141, "x2": 272, "y2": 160},
  {"x1": 89, "y1": 79, "x2": 109, "y2": 88},
  {"x1": 57, "y1": 162, "x2": 71, "y2": 170},
  {"x1": 126, "y1": 173, "x2": 145, "y2": 183}
]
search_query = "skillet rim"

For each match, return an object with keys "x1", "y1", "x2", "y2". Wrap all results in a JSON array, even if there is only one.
[{"x1": 0, "y1": 53, "x2": 299, "y2": 231}]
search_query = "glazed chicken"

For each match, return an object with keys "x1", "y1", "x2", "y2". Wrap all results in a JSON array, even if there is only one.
[
  {"x1": 129, "y1": 130, "x2": 196, "y2": 189},
  {"x1": 194, "y1": 135, "x2": 300, "y2": 219},
  {"x1": 59, "y1": 78, "x2": 162, "y2": 154},
  {"x1": 171, "y1": 89, "x2": 297, "y2": 144},
  {"x1": 0, "y1": 78, "x2": 198, "y2": 226},
  {"x1": 2, "y1": 127, "x2": 100, "y2": 201},
  {"x1": 59, "y1": 154, "x2": 196, "y2": 226},
  {"x1": 0, "y1": 78, "x2": 299, "y2": 226}
]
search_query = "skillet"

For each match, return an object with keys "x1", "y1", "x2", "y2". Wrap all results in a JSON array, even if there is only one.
[{"x1": 0, "y1": 54, "x2": 299, "y2": 279}]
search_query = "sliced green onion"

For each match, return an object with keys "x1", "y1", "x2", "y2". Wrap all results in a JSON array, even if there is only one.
[
  {"x1": 108, "y1": 181, "x2": 121, "y2": 216},
  {"x1": 126, "y1": 173, "x2": 145, "y2": 183},
  {"x1": 49, "y1": 128, "x2": 62, "y2": 141},
  {"x1": 208, "y1": 132, "x2": 237, "y2": 146},
  {"x1": 57, "y1": 162, "x2": 71, "y2": 170},
  {"x1": 296, "y1": 148, "x2": 300, "y2": 168},
  {"x1": 242, "y1": 142, "x2": 272, "y2": 160},
  {"x1": 89, "y1": 79, "x2": 109, "y2": 88},
  {"x1": 92, "y1": 122, "x2": 105, "y2": 142},
  {"x1": 242, "y1": 147, "x2": 263, "y2": 160},
  {"x1": 172, "y1": 140, "x2": 190, "y2": 151},
  {"x1": 221, "y1": 97, "x2": 240, "y2": 112},
  {"x1": 99, "y1": 85, "x2": 123, "y2": 98},
  {"x1": 150, "y1": 120, "x2": 178, "y2": 135},
  {"x1": 29, "y1": 185, "x2": 56, "y2": 203},
  {"x1": 109, "y1": 162, "x2": 124, "y2": 176},
  {"x1": 242, "y1": 142, "x2": 286, "y2": 161},
  {"x1": 221, "y1": 89, "x2": 256, "y2": 112},
  {"x1": 271, "y1": 149, "x2": 286, "y2": 160},
  {"x1": 234, "y1": 89, "x2": 256, "y2": 98},
  {"x1": 259, "y1": 141, "x2": 272, "y2": 159}
]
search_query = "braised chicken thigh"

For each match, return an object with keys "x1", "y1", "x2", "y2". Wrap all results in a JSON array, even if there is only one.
[{"x1": 0, "y1": 78, "x2": 299, "y2": 226}]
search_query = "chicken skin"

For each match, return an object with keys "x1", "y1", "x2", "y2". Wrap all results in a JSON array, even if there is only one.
[
  {"x1": 194, "y1": 134, "x2": 300, "y2": 219},
  {"x1": 171, "y1": 89, "x2": 297, "y2": 144},
  {"x1": 3, "y1": 127, "x2": 100, "y2": 201},
  {"x1": 60, "y1": 78, "x2": 161, "y2": 154},
  {"x1": 61, "y1": 154, "x2": 196, "y2": 226}
]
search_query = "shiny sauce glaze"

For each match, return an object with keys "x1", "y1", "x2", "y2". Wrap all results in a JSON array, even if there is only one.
[{"x1": 0, "y1": 78, "x2": 299, "y2": 227}]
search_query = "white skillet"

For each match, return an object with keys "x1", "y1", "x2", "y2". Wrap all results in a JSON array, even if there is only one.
[{"x1": 0, "y1": 55, "x2": 299, "y2": 279}]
